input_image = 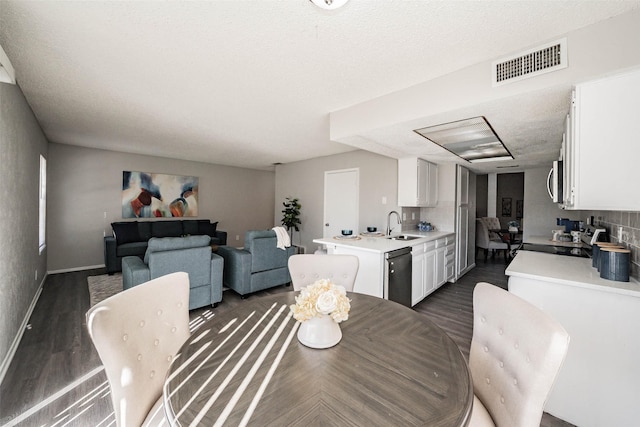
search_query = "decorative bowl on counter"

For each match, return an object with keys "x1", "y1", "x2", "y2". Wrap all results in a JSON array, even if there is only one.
[{"x1": 418, "y1": 221, "x2": 433, "y2": 232}]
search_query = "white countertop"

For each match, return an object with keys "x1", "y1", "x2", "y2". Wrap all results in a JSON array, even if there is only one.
[
  {"x1": 313, "y1": 230, "x2": 455, "y2": 254},
  {"x1": 526, "y1": 235, "x2": 587, "y2": 248},
  {"x1": 506, "y1": 251, "x2": 640, "y2": 297}
]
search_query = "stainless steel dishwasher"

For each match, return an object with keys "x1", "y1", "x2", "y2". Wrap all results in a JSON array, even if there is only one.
[{"x1": 384, "y1": 247, "x2": 412, "y2": 307}]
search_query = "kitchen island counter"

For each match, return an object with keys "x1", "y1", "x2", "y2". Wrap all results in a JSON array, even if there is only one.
[
  {"x1": 506, "y1": 250, "x2": 640, "y2": 297},
  {"x1": 314, "y1": 231, "x2": 455, "y2": 301},
  {"x1": 313, "y1": 230, "x2": 453, "y2": 254},
  {"x1": 505, "y1": 250, "x2": 640, "y2": 427}
]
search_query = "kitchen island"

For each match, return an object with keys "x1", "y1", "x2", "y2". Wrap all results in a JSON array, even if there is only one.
[
  {"x1": 314, "y1": 231, "x2": 455, "y2": 305},
  {"x1": 506, "y1": 251, "x2": 640, "y2": 427}
]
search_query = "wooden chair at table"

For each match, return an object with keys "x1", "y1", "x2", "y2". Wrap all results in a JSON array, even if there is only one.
[
  {"x1": 86, "y1": 272, "x2": 191, "y2": 427},
  {"x1": 288, "y1": 254, "x2": 359, "y2": 291},
  {"x1": 468, "y1": 282, "x2": 570, "y2": 427}
]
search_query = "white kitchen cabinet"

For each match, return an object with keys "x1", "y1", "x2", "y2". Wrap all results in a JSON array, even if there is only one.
[
  {"x1": 411, "y1": 243, "x2": 427, "y2": 306},
  {"x1": 436, "y1": 236, "x2": 456, "y2": 287},
  {"x1": 411, "y1": 240, "x2": 436, "y2": 306},
  {"x1": 424, "y1": 249, "x2": 437, "y2": 296},
  {"x1": 412, "y1": 235, "x2": 455, "y2": 306},
  {"x1": 435, "y1": 245, "x2": 446, "y2": 287},
  {"x1": 563, "y1": 68, "x2": 640, "y2": 210},
  {"x1": 398, "y1": 157, "x2": 438, "y2": 207},
  {"x1": 445, "y1": 241, "x2": 456, "y2": 282}
]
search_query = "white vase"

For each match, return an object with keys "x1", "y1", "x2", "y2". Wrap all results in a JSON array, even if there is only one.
[{"x1": 297, "y1": 314, "x2": 342, "y2": 349}]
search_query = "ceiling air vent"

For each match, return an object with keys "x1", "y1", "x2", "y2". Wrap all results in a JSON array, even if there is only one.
[{"x1": 492, "y1": 38, "x2": 567, "y2": 86}]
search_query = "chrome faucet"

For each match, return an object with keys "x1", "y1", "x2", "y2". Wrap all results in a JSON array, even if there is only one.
[{"x1": 386, "y1": 210, "x2": 402, "y2": 236}]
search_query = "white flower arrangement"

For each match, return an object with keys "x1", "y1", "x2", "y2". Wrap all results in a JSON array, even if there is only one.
[{"x1": 290, "y1": 279, "x2": 351, "y2": 323}]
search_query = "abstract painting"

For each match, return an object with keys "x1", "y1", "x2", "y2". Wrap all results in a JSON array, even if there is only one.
[{"x1": 122, "y1": 171, "x2": 199, "y2": 218}]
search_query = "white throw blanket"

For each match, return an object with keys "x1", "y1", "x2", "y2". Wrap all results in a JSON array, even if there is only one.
[{"x1": 272, "y1": 226, "x2": 291, "y2": 250}]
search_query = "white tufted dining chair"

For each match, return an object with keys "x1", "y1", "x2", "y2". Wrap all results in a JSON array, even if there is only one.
[
  {"x1": 86, "y1": 272, "x2": 191, "y2": 427},
  {"x1": 288, "y1": 254, "x2": 359, "y2": 292},
  {"x1": 468, "y1": 282, "x2": 570, "y2": 427}
]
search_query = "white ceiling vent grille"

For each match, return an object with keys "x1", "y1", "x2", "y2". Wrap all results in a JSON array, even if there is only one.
[{"x1": 492, "y1": 38, "x2": 567, "y2": 86}]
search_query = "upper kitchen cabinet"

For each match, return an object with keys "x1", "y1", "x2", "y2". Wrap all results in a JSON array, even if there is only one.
[
  {"x1": 398, "y1": 157, "x2": 438, "y2": 207},
  {"x1": 563, "y1": 68, "x2": 640, "y2": 211}
]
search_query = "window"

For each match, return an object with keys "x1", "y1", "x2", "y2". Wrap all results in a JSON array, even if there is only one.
[{"x1": 39, "y1": 155, "x2": 46, "y2": 254}]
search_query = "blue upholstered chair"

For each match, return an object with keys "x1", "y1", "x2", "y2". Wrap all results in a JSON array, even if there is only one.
[
  {"x1": 216, "y1": 230, "x2": 296, "y2": 297},
  {"x1": 121, "y1": 235, "x2": 223, "y2": 310}
]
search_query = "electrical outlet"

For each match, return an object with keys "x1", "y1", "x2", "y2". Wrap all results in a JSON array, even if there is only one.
[
  {"x1": 402, "y1": 212, "x2": 406, "y2": 221},
  {"x1": 34, "y1": 270, "x2": 38, "y2": 281},
  {"x1": 382, "y1": 196, "x2": 387, "y2": 205},
  {"x1": 103, "y1": 211, "x2": 107, "y2": 219},
  {"x1": 235, "y1": 235, "x2": 240, "y2": 241},
  {"x1": 412, "y1": 212, "x2": 415, "y2": 220}
]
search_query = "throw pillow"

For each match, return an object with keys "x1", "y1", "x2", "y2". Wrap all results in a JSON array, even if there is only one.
[
  {"x1": 151, "y1": 221, "x2": 183, "y2": 238},
  {"x1": 111, "y1": 222, "x2": 140, "y2": 245},
  {"x1": 182, "y1": 220, "x2": 199, "y2": 236},
  {"x1": 198, "y1": 220, "x2": 218, "y2": 236}
]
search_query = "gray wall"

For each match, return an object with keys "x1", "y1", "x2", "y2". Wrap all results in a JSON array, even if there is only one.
[
  {"x1": 523, "y1": 167, "x2": 581, "y2": 241},
  {"x1": 47, "y1": 143, "x2": 276, "y2": 272},
  {"x1": 496, "y1": 172, "x2": 524, "y2": 229},
  {"x1": 274, "y1": 150, "x2": 399, "y2": 254},
  {"x1": 0, "y1": 82, "x2": 48, "y2": 381}
]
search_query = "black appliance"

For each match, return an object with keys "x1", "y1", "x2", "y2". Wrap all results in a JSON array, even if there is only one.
[
  {"x1": 516, "y1": 224, "x2": 607, "y2": 259},
  {"x1": 385, "y1": 247, "x2": 412, "y2": 307},
  {"x1": 517, "y1": 243, "x2": 591, "y2": 258}
]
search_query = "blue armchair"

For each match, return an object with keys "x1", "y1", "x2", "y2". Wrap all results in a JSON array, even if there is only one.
[
  {"x1": 122, "y1": 235, "x2": 223, "y2": 310},
  {"x1": 217, "y1": 230, "x2": 295, "y2": 297}
]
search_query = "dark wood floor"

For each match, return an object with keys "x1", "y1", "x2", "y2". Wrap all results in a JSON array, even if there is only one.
[{"x1": 0, "y1": 259, "x2": 573, "y2": 426}]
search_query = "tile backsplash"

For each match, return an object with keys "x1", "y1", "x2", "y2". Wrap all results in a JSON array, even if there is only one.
[{"x1": 583, "y1": 210, "x2": 639, "y2": 281}]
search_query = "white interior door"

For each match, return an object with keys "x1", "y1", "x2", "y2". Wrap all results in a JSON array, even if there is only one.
[{"x1": 324, "y1": 168, "x2": 359, "y2": 239}]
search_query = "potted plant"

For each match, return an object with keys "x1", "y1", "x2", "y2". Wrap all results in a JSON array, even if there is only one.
[{"x1": 281, "y1": 197, "x2": 302, "y2": 243}]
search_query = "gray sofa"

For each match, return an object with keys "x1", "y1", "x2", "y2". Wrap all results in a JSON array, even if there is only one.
[
  {"x1": 217, "y1": 230, "x2": 295, "y2": 297},
  {"x1": 122, "y1": 235, "x2": 223, "y2": 310},
  {"x1": 104, "y1": 219, "x2": 227, "y2": 274}
]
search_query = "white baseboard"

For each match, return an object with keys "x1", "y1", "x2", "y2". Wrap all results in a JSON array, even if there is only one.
[
  {"x1": 0, "y1": 274, "x2": 46, "y2": 386},
  {"x1": 47, "y1": 264, "x2": 105, "y2": 275}
]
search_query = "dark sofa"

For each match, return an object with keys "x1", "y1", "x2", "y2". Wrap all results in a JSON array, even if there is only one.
[{"x1": 104, "y1": 219, "x2": 227, "y2": 274}]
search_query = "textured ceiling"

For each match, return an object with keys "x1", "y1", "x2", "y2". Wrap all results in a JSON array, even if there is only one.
[{"x1": 1, "y1": 1, "x2": 639, "y2": 170}]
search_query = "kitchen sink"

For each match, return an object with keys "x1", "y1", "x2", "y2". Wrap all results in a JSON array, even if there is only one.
[{"x1": 386, "y1": 235, "x2": 422, "y2": 241}]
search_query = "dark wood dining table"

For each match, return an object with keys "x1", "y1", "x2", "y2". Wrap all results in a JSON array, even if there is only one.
[{"x1": 163, "y1": 292, "x2": 473, "y2": 426}]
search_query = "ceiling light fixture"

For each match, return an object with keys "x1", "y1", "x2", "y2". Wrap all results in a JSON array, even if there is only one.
[
  {"x1": 309, "y1": 0, "x2": 349, "y2": 10},
  {"x1": 413, "y1": 116, "x2": 514, "y2": 163}
]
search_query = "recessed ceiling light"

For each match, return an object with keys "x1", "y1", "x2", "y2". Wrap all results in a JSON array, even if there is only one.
[{"x1": 413, "y1": 116, "x2": 513, "y2": 163}]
